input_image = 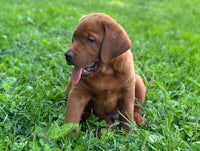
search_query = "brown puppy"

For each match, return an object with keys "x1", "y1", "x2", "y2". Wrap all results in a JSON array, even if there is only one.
[{"x1": 64, "y1": 13, "x2": 146, "y2": 130}]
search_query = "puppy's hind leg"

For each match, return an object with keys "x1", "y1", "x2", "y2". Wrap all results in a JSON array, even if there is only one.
[{"x1": 134, "y1": 74, "x2": 146, "y2": 126}]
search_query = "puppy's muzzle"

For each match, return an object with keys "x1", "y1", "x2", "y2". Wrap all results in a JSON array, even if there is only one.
[{"x1": 65, "y1": 51, "x2": 74, "y2": 65}]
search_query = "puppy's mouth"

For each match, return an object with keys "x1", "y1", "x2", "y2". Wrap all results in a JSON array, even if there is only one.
[{"x1": 71, "y1": 62, "x2": 99, "y2": 84}]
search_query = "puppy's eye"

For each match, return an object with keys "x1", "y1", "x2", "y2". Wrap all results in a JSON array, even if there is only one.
[{"x1": 86, "y1": 37, "x2": 95, "y2": 43}]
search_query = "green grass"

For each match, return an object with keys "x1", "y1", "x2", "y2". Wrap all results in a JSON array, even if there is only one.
[{"x1": 0, "y1": 0, "x2": 200, "y2": 150}]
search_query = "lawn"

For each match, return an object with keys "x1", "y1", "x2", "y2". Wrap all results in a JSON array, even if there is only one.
[{"x1": 0, "y1": 0, "x2": 200, "y2": 150}]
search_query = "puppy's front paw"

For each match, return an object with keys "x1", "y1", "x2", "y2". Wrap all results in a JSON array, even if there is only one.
[{"x1": 134, "y1": 112, "x2": 146, "y2": 126}]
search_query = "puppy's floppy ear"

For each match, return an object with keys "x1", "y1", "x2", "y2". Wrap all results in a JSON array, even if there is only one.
[{"x1": 101, "y1": 20, "x2": 131, "y2": 63}]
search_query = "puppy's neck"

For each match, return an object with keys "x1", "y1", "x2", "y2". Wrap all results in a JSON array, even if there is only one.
[{"x1": 99, "y1": 64, "x2": 114, "y2": 75}]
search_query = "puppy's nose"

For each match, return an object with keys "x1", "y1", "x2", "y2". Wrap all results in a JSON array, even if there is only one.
[{"x1": 65, "y1": 51, "x2": 74, "y2": 65}]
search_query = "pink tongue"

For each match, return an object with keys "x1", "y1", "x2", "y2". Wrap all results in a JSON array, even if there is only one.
[{"x1": 71, "y1": 68, "x2": 83, "y2": 84}]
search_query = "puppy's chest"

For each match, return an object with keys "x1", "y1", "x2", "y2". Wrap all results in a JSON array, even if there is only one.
[
  {"x1": 86, "y1": 73, "x2": 124, "y2": 115},
  {"x1": 82, "y1": 68, "x2": 126, "y2": 115},
  {"x1": 85, "y1": 72, "x2": 122, "y2": 93}
]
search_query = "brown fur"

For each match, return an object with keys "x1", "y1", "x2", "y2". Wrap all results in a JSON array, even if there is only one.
[{"x1": 64, "y1": 13, "x2": 146, "y2": 130}]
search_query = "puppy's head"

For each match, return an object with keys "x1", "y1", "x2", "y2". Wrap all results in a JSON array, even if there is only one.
[{"x1": 65, "y1": 13, "x2": 131, "y2": 84}]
